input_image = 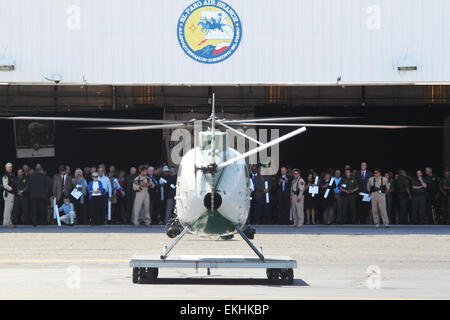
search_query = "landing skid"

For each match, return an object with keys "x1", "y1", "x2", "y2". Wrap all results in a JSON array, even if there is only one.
[
  {"x1": 129, "y1": 225, "x2": 297, "y2": 285},
  {"x1": 160, "y1": 225, "x2": 263, "y2": 261}
]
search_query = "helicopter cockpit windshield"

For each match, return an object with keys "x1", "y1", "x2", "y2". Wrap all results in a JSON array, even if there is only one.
[{"x1": 198, "y1": 131, "x2": 227, "y2": 164}]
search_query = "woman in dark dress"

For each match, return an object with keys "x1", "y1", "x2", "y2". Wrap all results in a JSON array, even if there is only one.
[
  {"x1": 319, "y1": 171, "x2": 336, "y2": 225},
  {"x1": 304, "y1": 172, "x2": 319, "y2": 224}
]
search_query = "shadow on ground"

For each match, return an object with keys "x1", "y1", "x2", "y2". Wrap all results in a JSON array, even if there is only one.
[
  {"x1": 136, "y1": 277, "x2": 309, "y2": 287},
  {"x1": 2, "y1": 225, "x2": 449, "y2": 236}
]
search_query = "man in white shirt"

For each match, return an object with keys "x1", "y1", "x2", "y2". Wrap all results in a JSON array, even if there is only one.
[{"x1": 97, "y1": 167, "x2": 112, "y2": 224}]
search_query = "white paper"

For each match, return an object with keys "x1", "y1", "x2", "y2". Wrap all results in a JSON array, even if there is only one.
[
  {"x1": 309, "y1": 186, "x2": 319, "y2": 197},
  {"x1": 159, "y1": 177, "x2": 167, "y2": 184},
  {"x1": 170, "y1": 184, "x2": 176, "y2": 189},
  {"x1": 314, "y1": 176, "x2": 319, "y2": 185},
  {"x1": 53, "y1": 198, "x2": 61, "y2": 227},
  {"x1": 108, "y1": 200, "x2": 111, "y2": 221},
  {"x1": 265, "y1": 181, "x2": 270, "y2": 203},
  {"x1": 324, "y1": 189, "x2": 330, "y2": 199},
  {"x1": 71, "y1": 188, "x2": 82, "y2": 200},
  {"x1": 359, "y1": 192, "x2": 371, "y2": 202},
  {"x1": 329, "y1": 177, "x2": 335, "y2": 186}
]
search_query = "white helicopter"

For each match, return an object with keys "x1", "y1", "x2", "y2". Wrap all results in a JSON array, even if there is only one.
[{"x1": 3, "y1": 94, "x2": 439, "y2": 263}]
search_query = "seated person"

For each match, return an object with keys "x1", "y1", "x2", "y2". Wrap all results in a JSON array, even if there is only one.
[{"x1": 58, "y1": 197, "x2": 76, "y2": 226}]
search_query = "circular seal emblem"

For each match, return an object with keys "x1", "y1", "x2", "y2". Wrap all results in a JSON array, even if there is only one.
[{"x1": 177, "y1": 0, "x2": 242, "y2": 64}]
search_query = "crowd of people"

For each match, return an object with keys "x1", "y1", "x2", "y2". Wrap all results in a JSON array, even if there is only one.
[
  {"x1": 249, "y1": 162, "x2": 450, "y2": 227},
  {"x1": 1, "y1": 161, "x2": 450, "y2": 228},
  {"x1": 0, "y1": 162, "x2": 177, "y2": 227}
]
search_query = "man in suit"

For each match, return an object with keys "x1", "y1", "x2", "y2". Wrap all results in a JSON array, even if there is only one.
[
  {"x1": 147, "y1": 166, "x2": 160, "y2": 224},
  {"x1": 355, "y1": 162, "x2": 373, "y2": 224},
  {"x1": 254, "y1": 167, "x2": 272, "y2": 224},
  {"x1": 29, "y1": 166, "x2": 48, "y2": 226},
  {"x1": 275, "y1": 166, "x2": 293, "y2": 225},
  {"x1": 53, "y1": 165, "x2": 72, "y2": 208},
  {"x1": 248, "y1": 165, "x2": 258, "y2": 224},
  {"x1": 123, "y1": 167, "x2": 137, "y2": 224}
]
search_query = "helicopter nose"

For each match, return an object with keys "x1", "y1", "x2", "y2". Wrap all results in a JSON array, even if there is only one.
[{"x1": 203, "y1": 192, "x2": 222, "y2": 210}]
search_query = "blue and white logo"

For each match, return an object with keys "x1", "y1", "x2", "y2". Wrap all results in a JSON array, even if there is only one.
[{"x1": 177, "y1": 1, "x2": 242, "y2": 64}]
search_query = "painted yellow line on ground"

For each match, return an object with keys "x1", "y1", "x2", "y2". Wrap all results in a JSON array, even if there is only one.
[
  {"x1": 0, "y1": 295, "x2": 433, "y2": 300},
  {"x1": 0, "y1": 259, "x2": 129, "y2": 263}
]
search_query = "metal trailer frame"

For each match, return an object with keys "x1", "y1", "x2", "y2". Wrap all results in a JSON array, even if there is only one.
[{"x1": 130, "y1": 255, "x2": 298, "y2": 285}]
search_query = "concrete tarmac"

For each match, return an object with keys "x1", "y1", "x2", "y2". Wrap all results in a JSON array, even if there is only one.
[{"x1": 0, "y1": 225, "x2": 449, "y2": 300}]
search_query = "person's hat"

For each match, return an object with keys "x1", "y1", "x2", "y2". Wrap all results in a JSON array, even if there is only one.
[
  {"x1": 5, "y1": 162, "x2": 12, "y2": 169},
  {"x1": 162, "y1": 165, "x2": 170, "y2": 172},
  {"x1": 92, "y1": 172, "x2": 99, "y2": 177}
]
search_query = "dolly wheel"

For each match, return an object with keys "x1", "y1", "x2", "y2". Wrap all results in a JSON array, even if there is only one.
[
  {"x1": 146, "y1": 268, "x2": 159, "y2": 283},
  {"x1": 132, "y1": 268, "x2": 139, "y2": 284},
  {"x1": 266, "y1": 268, "x2": 277, "y2": 282},
  {"x1": 286, "y1": 269, "x2": 294, "y2": 285}
]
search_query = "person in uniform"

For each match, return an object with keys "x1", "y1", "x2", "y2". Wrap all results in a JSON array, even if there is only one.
[
  {"x1": 440, "y1": 168, "x2": 450, "y2": 224},
  {"x1": 411, "y1": 170, "x2": 428, "y2": 224},
  {"x1": 12, "y1": 168, "x2": 30, "y2": 225},
  {"x1": 290, "y1": 169, "x2": 305, "y2": 227},
  {"x1": 147, "y1": 166, "x2": 160, "y2": 225},
  {"x1": 424, "y1": 167, "x2": 440, "y2": 224},
  {"x1": 394, "y1": 169, "x2": 411, "y2": 224},
  {"x1": 338, "y1": 169, "x2": 359, "y2": 224},
  {"x1": 133, "y1": 166, "x2": 155, "y2": 227},
  {"x1": 367, "y1": 169, "x2": 390, "y2": 228},
  {"x1": 2, "y1": 163, "x2": 16, "y2": 228},
  {"x1": 384, "y1": 172, "x2": 395, "y2": 224}
]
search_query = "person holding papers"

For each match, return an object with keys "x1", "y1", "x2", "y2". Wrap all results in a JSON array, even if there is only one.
[
  {"x1": 338, "y1": 169, "x2": 359, "y2": 224},
  {"x1": 355, "y1": 162, "x2": 373, "y2": 224},
  {"x1": 319, "y1": 171, "x2": 336, "y2": 225},
  {"x1": 304, "y1": 172, "x2": 319, "y2": 225},
  {"x1": 58, "y1": 197, "x2": 76, "y2": 226},
  {"x1": 72, "y1": 169, "x2": 87, "y2": 224},
  {"x1": 88, "y1": 172, "x2": 105, "y2": 225},
  {"x1": 367, "y1": 169, "x2": 390, "y2": 228}
]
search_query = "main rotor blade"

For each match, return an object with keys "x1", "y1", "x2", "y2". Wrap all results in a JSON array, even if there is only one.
[
  {"x1": 215, "y1": 120, "x2": 264, "y2": 146},
  {"x1": 217, "y1": 127, "x2": 307, "y2": 169},
  {"x1": 222, "y1": 116, "x2": 356, "y2": 124},
  {"x1": 1, "y1": 116, "x2": 184, "y2": 125},
  {"x1": 237, "y1": 122, "x2": 443, "y2": 129},
  {"x1": 78, "y1": 123, "x2": 187, "y2": 131}
]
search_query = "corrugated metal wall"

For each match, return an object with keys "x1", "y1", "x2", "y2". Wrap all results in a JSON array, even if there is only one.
[{"x1": 0, "y1": 0, "x2": 449, "y2": 85}]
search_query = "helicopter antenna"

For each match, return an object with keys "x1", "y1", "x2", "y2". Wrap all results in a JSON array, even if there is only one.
[
  {"x1": 210, "y1": 93, "x2": 216, "y2": 214},
  {"x1": 211, "y1": 92, "x2": 216, "y2": 166}
]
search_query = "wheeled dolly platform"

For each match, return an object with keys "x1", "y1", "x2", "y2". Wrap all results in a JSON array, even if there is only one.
[{"x1": 130, "y1": 255, "x2": 298, "y2": 285}]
